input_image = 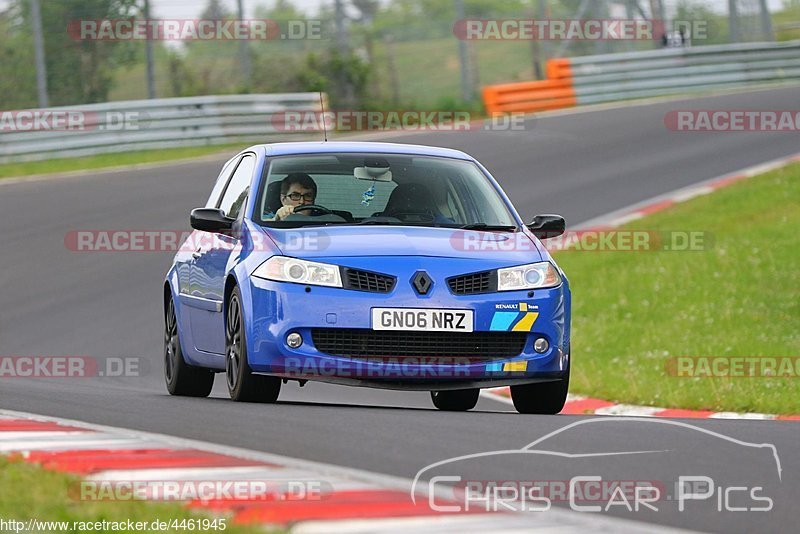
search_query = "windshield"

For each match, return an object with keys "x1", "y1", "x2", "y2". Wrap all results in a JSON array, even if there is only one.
[{"x1": 255, "y1": 153, "x2": 518, "y2": 229}]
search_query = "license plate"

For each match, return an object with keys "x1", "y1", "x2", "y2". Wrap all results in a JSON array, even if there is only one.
[{"x1": 371, "y1": 308, "x2": 474, "y2": 332}]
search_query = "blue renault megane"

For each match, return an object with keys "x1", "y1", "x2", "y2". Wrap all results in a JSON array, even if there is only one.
[{"x1": 163, "y1": 142, "x2": 570, "y2": 413}]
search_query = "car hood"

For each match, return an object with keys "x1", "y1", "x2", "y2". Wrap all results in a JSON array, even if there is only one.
[{"x1": 263, "y1": 225, "x2": 543, "y2": 262}]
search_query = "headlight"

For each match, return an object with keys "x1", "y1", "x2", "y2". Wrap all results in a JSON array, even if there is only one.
[
  {"x1": 497, "y1": 262, "x2": 561, "y2": 291},
  {"x1": 253, "y1": 256, "x2": 342, "y2": 288}
]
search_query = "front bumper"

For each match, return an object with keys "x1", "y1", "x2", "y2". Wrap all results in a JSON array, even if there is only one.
[{"x1": 242, "y1": 257, "x2": 570, "y2": 389}]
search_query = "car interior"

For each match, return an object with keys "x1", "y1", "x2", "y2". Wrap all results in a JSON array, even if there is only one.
[{"x1": 258, "y1": 154, "x2": 475, "y2": 226}]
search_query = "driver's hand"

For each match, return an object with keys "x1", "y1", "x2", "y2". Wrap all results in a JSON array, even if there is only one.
[{"x1": 274, "y1": 205, "x2": 295, "y2": 221}]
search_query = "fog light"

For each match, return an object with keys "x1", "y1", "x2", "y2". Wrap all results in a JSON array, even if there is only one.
[
  {"x1": 534, "y1": 337, "x2": 549, "y2": 354},
  {"x1": 286, "y1": 333, "x2": 303, "y2": 348}
]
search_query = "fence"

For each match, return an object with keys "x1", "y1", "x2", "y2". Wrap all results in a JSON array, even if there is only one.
[
  {"x1": 0, "y1": 93, "x2": 325, "y2": 164},
  {"x1": 483, "y1": 41, "x2": 800, "y2": 114}
]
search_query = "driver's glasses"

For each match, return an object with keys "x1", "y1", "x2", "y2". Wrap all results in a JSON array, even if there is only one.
[{"x1": 284, "y1": 192, "x2": 315, "y2": 202}]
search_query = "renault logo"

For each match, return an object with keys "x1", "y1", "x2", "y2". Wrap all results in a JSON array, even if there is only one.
[{"x1": 411, "y1": 271, "x2": 433, "y2": 295}]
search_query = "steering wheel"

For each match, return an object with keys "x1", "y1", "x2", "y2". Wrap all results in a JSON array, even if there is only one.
[
  {"x1": 383, "y1": 210, "x2": 436, "y2": 223},
  {"x1": 292, "y1": 204, "x2": 334, "y2": 216}
]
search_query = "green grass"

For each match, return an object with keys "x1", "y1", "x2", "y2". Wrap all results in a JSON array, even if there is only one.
[
  {"x1": 0, "y1": 143, "x2": 246, "y2": 180},
  {"x1": 774, "y1": 3, "x2": 800, "y2": 41},
  {"x1": 0, "y1": 457, "x2": 276, "y2": 533},
  {"x1": 558, "y1": 163, "x2": 800, "y2": 414}
]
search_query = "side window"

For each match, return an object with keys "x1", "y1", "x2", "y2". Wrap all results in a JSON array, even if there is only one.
[
  {"x1": 206, "y1": 157, "x2": 239, "y2": 208},
  {"x1": 218, "y1": 155, "x2": 256, "y2": 219}
]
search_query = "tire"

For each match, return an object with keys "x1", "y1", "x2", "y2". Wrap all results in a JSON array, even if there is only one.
[
  {"x1": 510, "y1": 366, "x2": 570, "y2": 415},
  {"x1": 431, "y1": 389, "x2": 480, "y2": 411},
  {"x1": 164, "y1": 295, "x2": 215, "y2": 397},
  {"x1": 226, "y1": 286, "x2": 281, "y2": 403}
]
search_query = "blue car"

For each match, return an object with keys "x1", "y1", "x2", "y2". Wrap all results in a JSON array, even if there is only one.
[{"x1": 163, "y1": 142, "x2": 571, "y2": 413}]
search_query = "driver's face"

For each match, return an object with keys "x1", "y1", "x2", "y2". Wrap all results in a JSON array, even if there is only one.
[{"x1": 282, "y1": 184, "x2": 315, "y2": 207}]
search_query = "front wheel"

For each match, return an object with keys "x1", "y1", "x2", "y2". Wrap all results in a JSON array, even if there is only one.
[
  {"x1": 431, "y1": 389, "x2": 480, "y2": 411},
  {"x1": 164, "y1": 295, "x2": 215, "y2": 397},
  {"x1": 510, "y1": 367, "x2": 570, "y2": 415},
  {"x1": 226, "y1": 286, "x2": 281, "y2": 403}
]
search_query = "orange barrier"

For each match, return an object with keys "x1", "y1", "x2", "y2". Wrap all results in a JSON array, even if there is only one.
[{"x1": 482, "y1": 58, "x2": 575, "y2": 114}]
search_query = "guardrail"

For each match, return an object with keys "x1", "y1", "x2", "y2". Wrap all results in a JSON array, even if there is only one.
[
  {"x1": 482, "y1": 59, "x2": 575, "y2": 114},
  {"x1": 0, "y1": 93, "x2": 325, "y2": 164},
  {"x1": 483, "y1": 41, "x2": 800, "y2": 114}
]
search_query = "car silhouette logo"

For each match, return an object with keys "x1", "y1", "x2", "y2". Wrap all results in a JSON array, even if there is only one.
[{"x1": 411, "y1": 271, "x2": 433, "y2": 295}]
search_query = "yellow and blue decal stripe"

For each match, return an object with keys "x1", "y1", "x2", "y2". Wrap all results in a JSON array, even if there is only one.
[
  {"x1": 486, "y1": 360, "x2": 529, "y2": 372},
  {"x1": 486, "y1": 303, "x2": 539, "y2": 372},
  {"x1": 489, "y1": 302, "x2": 539, "y2": 332}
]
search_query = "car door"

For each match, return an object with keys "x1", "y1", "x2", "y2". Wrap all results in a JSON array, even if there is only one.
[
  {"x1": 178, "y1": 157, "x2": 238, "y2": 302},
  {"x1": 190, "y1": 154, "x2": 256, "y2": 354}
]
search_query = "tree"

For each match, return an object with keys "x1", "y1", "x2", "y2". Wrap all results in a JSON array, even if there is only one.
[
  {"x1": 7, "y1": 0, "x2": 140, "y2": 107},
  {"x1": 293, "y1": 50, "x2": 371, "y2": 108},
  {"x1": 200, "y1": 0, "x2": 231, "y2": 21},
  {"x1": 675, "y1": 0, "x2": 729, "y2": 44},
  {"x1": 0, "y1": 5, "x2": 37, "y2": 109}
]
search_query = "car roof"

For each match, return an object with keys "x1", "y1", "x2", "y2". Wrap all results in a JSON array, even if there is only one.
[{"x1": 253, "y1": 141, "x2": 474, "y2": 161}]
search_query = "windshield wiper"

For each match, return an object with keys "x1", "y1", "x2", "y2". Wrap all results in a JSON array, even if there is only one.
[
  {"x1": 458, "y1": 223, "x2": 518, "y2": 231},
  {"x1": 355, "y1": 220, "x2": 402, "y2": 225},
  {"x1": 300, "y1": 220, "x2": 402, "y2": 228}
]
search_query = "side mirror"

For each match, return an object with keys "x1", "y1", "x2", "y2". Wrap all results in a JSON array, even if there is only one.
[
  {"x1": 527, "y1": 214, "x2": 566, "y2": 239},
  {"x1": 190, "y1": 208, "x2": 234, "y2": 233}
]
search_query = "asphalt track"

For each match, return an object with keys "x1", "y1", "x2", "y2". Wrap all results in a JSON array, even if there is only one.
[{"x1": 1, "y1": 86, "x2": 799, "y2": 532}]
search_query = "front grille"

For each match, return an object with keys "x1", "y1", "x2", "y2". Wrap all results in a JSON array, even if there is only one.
[
  {"x1": 311, "y1": 328, "x2": 526, "y2": 361},
  {"x1": 447, "y1": 271, "x2": 493, "y2": 295},
  {"x1": 342, "y1": 268, "x2": 396, "y2": 293}
]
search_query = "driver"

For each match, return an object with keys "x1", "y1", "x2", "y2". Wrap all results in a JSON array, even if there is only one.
[{"x1": 270, "y1": 173, "x2": 317, "y2": 221}]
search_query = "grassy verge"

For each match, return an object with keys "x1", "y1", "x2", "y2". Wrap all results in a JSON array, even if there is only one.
[
  {"x1": 558, "y1": 163, "x2": 800, "y2": 414},
  {"x1": 774, "y1": 3, "x2": 800, "y2": 41},
  {"x1": 0, "y1": 144, "x2": 246, "y2": 180},
  {"x1": 0, "y1": 457, "x2": 275, "y2": 533}
]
